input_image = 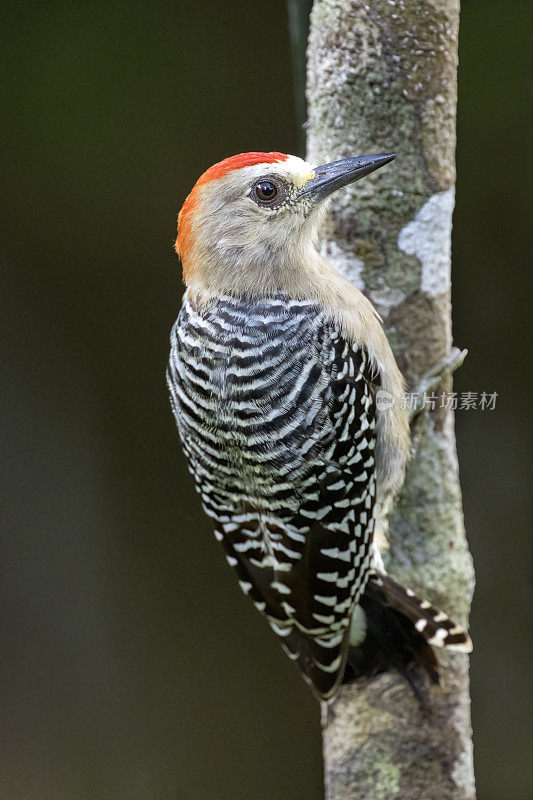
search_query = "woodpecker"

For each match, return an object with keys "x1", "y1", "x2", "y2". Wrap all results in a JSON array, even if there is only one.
[{"x1": 167, "y1": 151, "x2": 472, "y2": 701}]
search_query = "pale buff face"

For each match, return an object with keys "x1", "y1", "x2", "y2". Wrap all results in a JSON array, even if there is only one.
[{"x1": 180, "y1": 155, "x2": 332, "y2": 296}]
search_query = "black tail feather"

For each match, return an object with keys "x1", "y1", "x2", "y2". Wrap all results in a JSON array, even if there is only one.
[
  {"x1": 343, "y1": 580, "x2": 439, "y2": 700},
  {"x1": 343, "y1": 575, "x2": 471, "y2": 702},
  {"x1": 376, "y1": 574, "x2": 472, "y2": 652}
]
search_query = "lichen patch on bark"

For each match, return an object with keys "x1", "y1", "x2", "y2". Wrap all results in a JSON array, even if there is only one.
[{"x1": 398, "y1": 187, "x2": 455, "y2": 298}]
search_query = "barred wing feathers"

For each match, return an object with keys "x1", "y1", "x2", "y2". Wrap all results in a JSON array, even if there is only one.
[{"x1": 168, "y1": 295, "x2": 379, "y2": 700}]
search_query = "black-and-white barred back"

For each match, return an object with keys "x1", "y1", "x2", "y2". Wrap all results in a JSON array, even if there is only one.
[{"x1": 168, "y1": 292, "x2": 380, "y2": 698}]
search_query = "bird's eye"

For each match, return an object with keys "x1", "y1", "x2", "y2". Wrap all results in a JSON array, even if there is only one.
[{"x1": 254, "y1": 180, "x2": 278, "y2": 203}]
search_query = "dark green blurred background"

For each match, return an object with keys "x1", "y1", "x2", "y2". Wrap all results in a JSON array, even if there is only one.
[{"x1": 1, "y1": 1, "x2": 532, "y2": 798}]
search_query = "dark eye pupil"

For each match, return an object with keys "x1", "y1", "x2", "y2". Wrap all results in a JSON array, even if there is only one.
[{"x1": 256, "y1": 181, "x2": 278, "y2": 202}]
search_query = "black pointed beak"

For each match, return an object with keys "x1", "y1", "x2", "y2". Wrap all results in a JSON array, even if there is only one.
[{"x1": 297, "y1": 153, "x2": 395, "y2": 203}]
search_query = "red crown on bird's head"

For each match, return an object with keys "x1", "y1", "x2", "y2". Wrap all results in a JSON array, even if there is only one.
[{"x1": 176, "y1": 152, "x2": 289, "y2": 275}]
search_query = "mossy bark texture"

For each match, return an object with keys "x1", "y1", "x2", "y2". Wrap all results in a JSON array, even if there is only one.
[{"x1": 306, "y1": 2, "x2": 475, "y2": 798}]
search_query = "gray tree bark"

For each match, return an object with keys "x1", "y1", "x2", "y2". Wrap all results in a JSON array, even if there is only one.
[{"x1": 305, "y1": 2, "x2": 476, "y2": 798}]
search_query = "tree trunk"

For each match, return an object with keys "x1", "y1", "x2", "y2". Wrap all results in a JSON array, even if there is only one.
[{"x1": 305, "y1": 1, "x2": 476, "y2": 798}]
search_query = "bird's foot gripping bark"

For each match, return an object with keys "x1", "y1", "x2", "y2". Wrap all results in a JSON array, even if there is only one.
[{"x1": 408, "y1": 346, "x2": 468, "y2": 426}]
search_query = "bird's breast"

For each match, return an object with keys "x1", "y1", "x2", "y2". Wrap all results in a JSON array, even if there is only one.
[{"x1": 168, "y1": 294, "x2": 336, "y2": 491}]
